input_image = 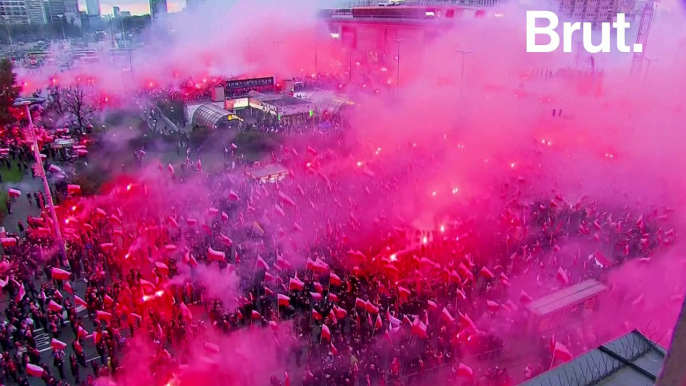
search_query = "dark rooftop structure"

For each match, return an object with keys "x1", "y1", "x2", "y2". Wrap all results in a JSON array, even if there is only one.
[
  {"x1": 522, "y1": 330, "x2": 666, "y2": 386},
  {"x1": 192, "y1": 104, "x2": 242, "y2": 130},
  {"x1": 267, "y1": 97, "x2": 312, "y2": 107}
]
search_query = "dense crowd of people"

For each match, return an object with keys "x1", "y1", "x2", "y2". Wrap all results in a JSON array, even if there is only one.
[{"x1": 0, "y1": 111, "x2": 676, "y2": 386}]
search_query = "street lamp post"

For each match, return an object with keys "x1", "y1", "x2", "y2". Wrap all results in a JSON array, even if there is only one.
[
  {"x1": 2, "y1": 16, "x2": 12, "y2": 50},
  {"x1": 57, "y1": 14, "x2": 66, "y2": 40},
  {"x1": 643, "y1": 58, "x2": 658, "y2": 87},
  {"x1": 456, "y1": 49, "x2": 473, "y2": 99},
  {"x1": 119, "y1": 17, "x2": 134, "y2": 76},
  {"x1": 13, "y1": 97, "x2": 67, "y2": 262},
  {"x1": 395, "y1": 38, "x2": 403, "y2": 86}
]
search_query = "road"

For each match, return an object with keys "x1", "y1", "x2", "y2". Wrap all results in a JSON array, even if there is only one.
[{"x1": 1, "y1": 168, "x2": 135, "y2": 384}]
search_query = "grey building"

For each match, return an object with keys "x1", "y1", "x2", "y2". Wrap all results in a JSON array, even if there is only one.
[
  {"x1": 149, "y1": 0, "x2": 167, "y2": 18},
  {"x1": 26, "y1": 0, "x2": 47, "y2": 24},
  {"x1": 86, "y1": 0, "x2": 100, "y2": 16},
  {"x1": 557, "y1": 0, "x2": 620, "y2": 26},
  {"x1": 112, "y1": 5, "x2": 120, "y2": 17},
  {"x1": 0, "y1": 0, "x2": 30, "y2": 24}
]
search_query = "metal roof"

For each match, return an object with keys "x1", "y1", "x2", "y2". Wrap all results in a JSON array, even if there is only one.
[
  {"x1": 298, "y1": 91, "x2": 355, "y2": 114},
  {"x1": 192, "y1": 103, "x2": 236, "y2": 130},
  {"x1": 527, "y1": 279, "x2": 607, "y2": 316},
  {"x1": 522, "y1": 330, "x2": 666, "y2": 386},
  {"x1": 247, "y1": 164, "x2": 289, "y2": 179}
]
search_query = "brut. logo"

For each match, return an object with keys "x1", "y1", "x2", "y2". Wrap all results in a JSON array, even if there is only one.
[{"x1": 526, "y1": 11, "x2": 641, "y2": 53}]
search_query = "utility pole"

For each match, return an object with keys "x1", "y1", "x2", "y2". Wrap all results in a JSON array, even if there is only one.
[
  {"x1": 630, "y1": 0, "x2": 655, "y2": 76},
  {"x1": 13, "y1": 98, "x2": 67, "y2": 263},
  {"x1": 2, "y1": 16, "x2": 12, "y2": 50},
  {"x1": 395, "y1": 38, "x2": 403, "y2": 86},
  {"x1": 120, "y1": 16, "x2": 134, "y2": 76},
  {"x1": 57, "y1": 14, "x2": 66, "y2": 40},
  {"x1": 456, "y1": 49, "x2": 473, "y2": 99},
  {"x1": 315, "y1": 46, "x2": 318, "y2": 76},
  {"x1": 642, "y1": 58, "x2": 657, "y2": 87}
]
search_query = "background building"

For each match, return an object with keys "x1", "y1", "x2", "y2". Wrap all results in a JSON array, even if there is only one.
[
  {"x1": 86, "y1": 0, "x2": 100, "y2": 16},
  {"x1": 558, "y1": 0, "x2": 619, "y2": 26},
  {"x1": 112, "y1": 5, "x2": 120, "y2": 17},
  {"x1": 27, "y1": 0, "x2": 47, "y2": 24},
  {"x1": 0, "y1": 0, "x2": 30, "y2": 24},
  {"x1": 149, "y1": 0, "x2": 167, "y2": 18}
]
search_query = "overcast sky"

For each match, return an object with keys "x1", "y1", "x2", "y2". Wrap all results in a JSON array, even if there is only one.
[{"x1": 77, "y1": 0, "x2": 186, "y2": 15}]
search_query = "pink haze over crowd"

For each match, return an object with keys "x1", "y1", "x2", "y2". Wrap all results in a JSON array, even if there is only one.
[{"x1": 12, "y1": 0, "x2": 686, "y2": 385}]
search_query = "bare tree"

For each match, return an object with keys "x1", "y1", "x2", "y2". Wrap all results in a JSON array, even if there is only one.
[{"x1": 47, "y1": 85, "x2": 97, "y2": 129}]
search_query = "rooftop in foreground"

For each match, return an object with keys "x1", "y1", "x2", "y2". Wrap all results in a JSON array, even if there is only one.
[{"x1": 522, "y1": 330, "x2": 666, "y2": 386}]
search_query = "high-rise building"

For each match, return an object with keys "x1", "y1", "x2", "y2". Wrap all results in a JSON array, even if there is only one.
[
  {"x1": 112, "y1": 5, "x2": 120, "y2": 17},
  {"x1": 86, "y1": 0, "x2": 100, "y2": 16},
  {"x1": 120, "y1": 11, "x2": 130, "y2": 17},
  {"x1": 26, "y1": 0, "x2": 47, "y2": 24},
  {"x1": 46, "y1": 0, "x2": 65, "y2": 22},
  {"x1": 46, "y1": 0, "x2": 80, "y2": 26},
  {"x1": 149, "y1": 0, "x2": 167, "y2": 18},
  {"x1": 557, "y1": 0, "x2": 619, "y2": 26},
  {"x1": 0, "y1": 0, "x2": 30, "y2": 25}
]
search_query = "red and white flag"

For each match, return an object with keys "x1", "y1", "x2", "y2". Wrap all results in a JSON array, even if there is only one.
[
  {"x1": 486, "y1": 300, "x2": 501, "y2": 312},
  {"x1": 441, "y1": 307, "x2": 455, "y2": 323},
  {"x1": 26, "y1": 363, "x2": 44, "y2": 377},
  {"x1": 74, "y1": 295, "x2": 87, "y2": 307},
  {"x1": 256, "y1": 256, "x2": 270, "y2": 270},
  {"x1": 329, "y1": 273, "x2": 342, "y2": 286},
  {"x1": 321, "y1": 324, "x2": 331, "y2": 341},
  {"x1": 278, "y1": 294, "x2": 290, "y2": 306},
  {"x1": 51, "y1": 339, "x2": 67, "y2": 350},
  {"x1": 520, "y1": 290, "x2": 533, "y2": 304},
  {"x1": 64, "y1": 282, "x2": 73, "y2": 295},
  {"x1": 208, "y1": 248, "x2": 226, "y2": 262},
  {"x1": 411, "y1": 319, "x2": 427, "y2": 338},
  {"x1": 552, "y1": 341, "x2": 573, "y2": 362},
  {"x1": 289, "y1": 277, "x2": 304, "y2": 291},
  {"x1": 479, "y1": 267, "x2": 495, "y2": 280},
  {"x1": 48, "y1": 300, "x2": 62, "y2": 312},
  {"x1": 96, "y1": 311, "x2": 112, "y2": 321},
  {"x1": 457, "y1": 363, "x2": 473, "y2": 378}
]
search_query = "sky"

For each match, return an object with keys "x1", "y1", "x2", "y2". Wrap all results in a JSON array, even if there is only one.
[{"x1": 78, "y1": 0, "x2": 186, "y2": 16}]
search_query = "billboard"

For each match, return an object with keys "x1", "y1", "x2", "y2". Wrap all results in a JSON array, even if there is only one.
[{"x1": 226, "y1": 77, "x2": 275, "y2": 90}]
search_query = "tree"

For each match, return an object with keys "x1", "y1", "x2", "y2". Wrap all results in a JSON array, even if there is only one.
[
  {"x1": 47, "y1": 85, "x2": 98, "y2": 129},
  {"x1": 0, "y1": 59, "x2": 20, "y2": 126}
]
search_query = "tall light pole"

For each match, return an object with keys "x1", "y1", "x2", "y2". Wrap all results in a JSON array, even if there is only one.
[
  {"x1": 314, "y1": 46, "x2": 318, "y2": 76},
  {"x1": 119, "y1": 16, "x2": 134, "y2": 76},
  {"x1": 13, "y1": 98, "x2": 67, "y2": 262},
  {"x1": 395, "y1": 38, "x2": 403, "y2": 86},
  {"x1": 2, "y1": 16, "x2": 12, "y2": 50},
  {"x1": 57, "y1": 14, "x2": 66, "y2": 40},
  {"x1": 456, "y1": 49, "x2": 473, "y2": 99},
  {"x1": 642, "y1": 58, "x2": 658, "y2": 87}
]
